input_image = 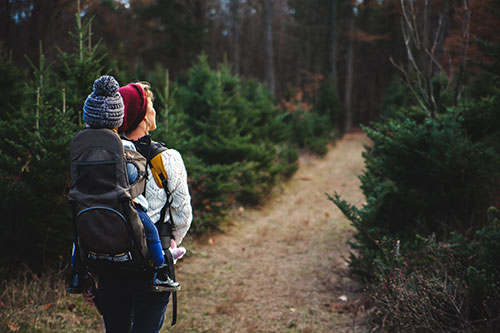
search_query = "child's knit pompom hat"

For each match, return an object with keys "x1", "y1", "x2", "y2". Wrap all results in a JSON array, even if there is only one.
[{"x1": 83, "y1": 75, "x2": 124, "y2": 128}]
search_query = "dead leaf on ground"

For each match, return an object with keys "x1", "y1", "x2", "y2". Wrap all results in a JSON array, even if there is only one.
[
  {"x1": 7, "y1": 321, "x2": 20, "y2": 332},
  {"x1": 56, "y1": 312, "x2": 82, "y2": 325},
  {"x1": 329, "y1": 302, "x2": 356, "y2": 314},
  {"x1": 40, "y1": 303, "x2": 52, "y2": 311}
]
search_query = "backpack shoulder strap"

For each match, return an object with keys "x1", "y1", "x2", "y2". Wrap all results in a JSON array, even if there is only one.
[
  {"x1": 131, "y1": 136, "x2": 173, "y2": 235},
  {"x1": 131, "y1": 135, "x2": 169, "y2": 189}
]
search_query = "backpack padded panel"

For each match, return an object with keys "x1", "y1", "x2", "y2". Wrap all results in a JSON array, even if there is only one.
[
  {"x1": 69, "y1": 128, "x2": 148, "y2": 272},
  {"x1": 70, "y1": 129, "x2": 129, "y2": 200}
]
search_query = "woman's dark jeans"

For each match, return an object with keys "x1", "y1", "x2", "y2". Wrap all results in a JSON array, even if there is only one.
[{"x1": 96, "y1": 276, "x2": 170, "y2": 333}]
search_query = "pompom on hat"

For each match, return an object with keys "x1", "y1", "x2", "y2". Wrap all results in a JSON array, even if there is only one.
[
  {"x1": 118, "y1": 83, "x2": 148, "y2": 133},
  {"x1": 83, "y1": 75, "x2": 124, "y2": 128}
]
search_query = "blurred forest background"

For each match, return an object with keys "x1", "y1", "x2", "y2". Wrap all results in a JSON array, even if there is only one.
[{"x1": 1, "y1": 0, "x2": 500, "y2": 331}]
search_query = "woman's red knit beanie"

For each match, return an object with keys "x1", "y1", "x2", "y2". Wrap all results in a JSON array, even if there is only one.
[{"x1": 118, "y1": 83, "x2": 148, "y2": 133}]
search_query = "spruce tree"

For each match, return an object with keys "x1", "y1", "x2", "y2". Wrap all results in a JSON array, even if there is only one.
[
  {"x1": 170, "y1": 56, "x2": 298, "y2": 232},
  {"x1": 0, "y1": 44, "x2": 77, "y2": 271},
  {"x1": 0, "y1": 8, "x2": 108, "y2": 272},
  {"x1": 58, "y1": 7, "x2": 105, "y2": 127},
  {"x1": 0, "y1": 45, "x2": 26, "y2": 121}
]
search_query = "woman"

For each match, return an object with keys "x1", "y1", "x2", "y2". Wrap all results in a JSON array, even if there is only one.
[{"x1": 86, "y1": 81, "x2": 192, "y2": 333}]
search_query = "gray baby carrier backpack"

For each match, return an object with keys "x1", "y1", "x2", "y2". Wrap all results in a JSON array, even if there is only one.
[{"x1": 69, "y1": 128, "x2": 148, "y2": 273}]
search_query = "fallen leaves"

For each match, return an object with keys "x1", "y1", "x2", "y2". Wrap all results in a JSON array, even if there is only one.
[
  {"x1": 39, "y1": 303, "x2": 52, "y2": 311},
  {"x1": 7, "y1": 321, "x2": 20, "y2": 332}
]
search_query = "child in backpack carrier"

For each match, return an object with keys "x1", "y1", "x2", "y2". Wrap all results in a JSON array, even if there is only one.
[{"x1": 67, "y1": 75, "x2": 185, "y2": 294}]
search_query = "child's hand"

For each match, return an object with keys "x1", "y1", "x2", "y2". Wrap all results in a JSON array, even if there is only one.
[
  {"x1": 170, "y1": 238, "x2": 186, "y2": 260},
  {"x1": 172, "y1": 247, "x2": 186, "y2": 260}
]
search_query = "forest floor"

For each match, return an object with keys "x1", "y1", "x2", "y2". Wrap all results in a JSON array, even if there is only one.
[
  {"x1": 11, "y1": 131, "x2": 371, "y2": 332},
  {"x1": 167, "y1": 131, "x2": 372, "y2": 332}
]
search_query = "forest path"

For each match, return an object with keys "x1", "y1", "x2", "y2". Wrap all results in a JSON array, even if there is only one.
[{"x1": 168, "y1": 131, "x2": 371, "y2": 332}]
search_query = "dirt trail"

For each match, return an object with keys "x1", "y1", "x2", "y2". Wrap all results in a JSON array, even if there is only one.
[{"x1": 168, "y1": 132, "x2": 371, "y2": 333}]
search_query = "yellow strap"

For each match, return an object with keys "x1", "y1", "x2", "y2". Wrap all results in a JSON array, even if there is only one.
[{"x1": 150, "y1": 153, "x2": 168, "y2": 188}]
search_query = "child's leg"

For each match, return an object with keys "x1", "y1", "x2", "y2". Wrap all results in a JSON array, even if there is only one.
[
  {"x1": 136, "y1": 208, "x2": 165, "y2": 267},
  {"x1": 136, "y1": 207, "x2": 180, "y2": 292}
]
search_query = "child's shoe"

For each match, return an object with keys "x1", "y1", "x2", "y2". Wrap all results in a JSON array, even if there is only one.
[{"x1": 150, "y1": 264, "x2": 181, "y2": 292}]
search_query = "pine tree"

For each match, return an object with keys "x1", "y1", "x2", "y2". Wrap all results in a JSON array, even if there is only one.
[
  {"x1": 0, "y1": 44, "x2": 77, "y2": 271},
  {"x1": 58, "y1": 5, "x2": 105, "y2": 127},
  {"x1": 0, "y1": 6, "x2": 109, "y2": 271},
  {"x1": 0, "y1": 44, "x2": 26, "y2": 121},
  {"x1": 168, "y1": 56, "x2": 298, "y2": 232}
]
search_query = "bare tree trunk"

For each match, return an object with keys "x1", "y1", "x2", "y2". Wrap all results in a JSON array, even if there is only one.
[
  {"x1": 393, "y1": 0, "x2": 466, "y2": 116},
  {"x1": 344, "y1": 2, "x2": 355, "y2": 131},
  {"x1": 433, "y1": 0, "x2": 450, "y2": 75},
  {"x1": 231, "y1": 0, "x2": 240, "y2": 75},
  {"x1": 263, "y1": 0, "x2": 275, "y2": 94},
  {"x1": 2, "y1": 0, "x2": 11, "y2": 49},
  {"x1": 330, "y1": 0, "x2": 338, "y2": 87}
]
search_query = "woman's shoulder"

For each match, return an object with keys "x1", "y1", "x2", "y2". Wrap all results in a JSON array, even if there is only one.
[{"x1": 160, "y1": 147, "x2": 186, "y2": 171}]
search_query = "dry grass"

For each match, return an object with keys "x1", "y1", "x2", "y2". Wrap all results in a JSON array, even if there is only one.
[
  {"x1": 166, "y1": 132, "x2": 372, "y2": 332},
  {"x1": 0, "y1": 266, "x2": 103, "y2": 332}
]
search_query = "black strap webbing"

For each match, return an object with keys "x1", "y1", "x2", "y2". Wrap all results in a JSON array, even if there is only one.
[{"x1": 164, "y1": 249, "x2": 177, "y2": 326}]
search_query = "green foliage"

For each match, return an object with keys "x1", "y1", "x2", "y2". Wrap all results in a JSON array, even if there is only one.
[
  {"x1": 0, "y1": 14, "x2": 106, "y2": 273},
  {"x1": 462, "y1": 71, "x2": 499, "y2": 100},
  {"x1": 449, "y1": 208, "x2": 500, "y2": 319},
  {"x1": 329, "y1": 82, "x2": 500, "y2": 329},
  {"x1": 0, "y1": 45, "x2": 26, "y2": 121},
  {"x1": 183, "y1": 156, "x2": 237, "y2": 234},
  {"x1": 278, "y1": 82, "x2": 338, "y2": 156},
  {"x1": 368, "y1": 115, "x2": 496, "y2": 232},
  {"x1": 330, "y1": 101, "x2": 500, "y2": 277},
  {"x1": 0, "y1": 50, "x2": 77, "y2": 271},
  {"x1": 287, "y1": 109, "x2": 332, "y2": 155},
  {"x1": 459, "y1": 93, "x2": 500, "y2": 150},
  {"x1": 160, "y1": 56, "x2": 298, "y2": 233},
  {"x1": 381, "y1": 77, "x2": 419, "y2": 120},
  {"x1": 315, "y1": 81, "x2": 342, "y2": 133},
  {"x1": 57, "y1": 13, "x2": 105, "y2": 126}
]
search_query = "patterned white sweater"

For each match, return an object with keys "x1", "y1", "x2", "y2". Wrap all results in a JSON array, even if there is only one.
[
  {"x1": 144, "y1": 148, "x2": 192, "y2": 245},
  {"x1": 123, "y1": 139, "x2": 192, "y2": 244}
]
